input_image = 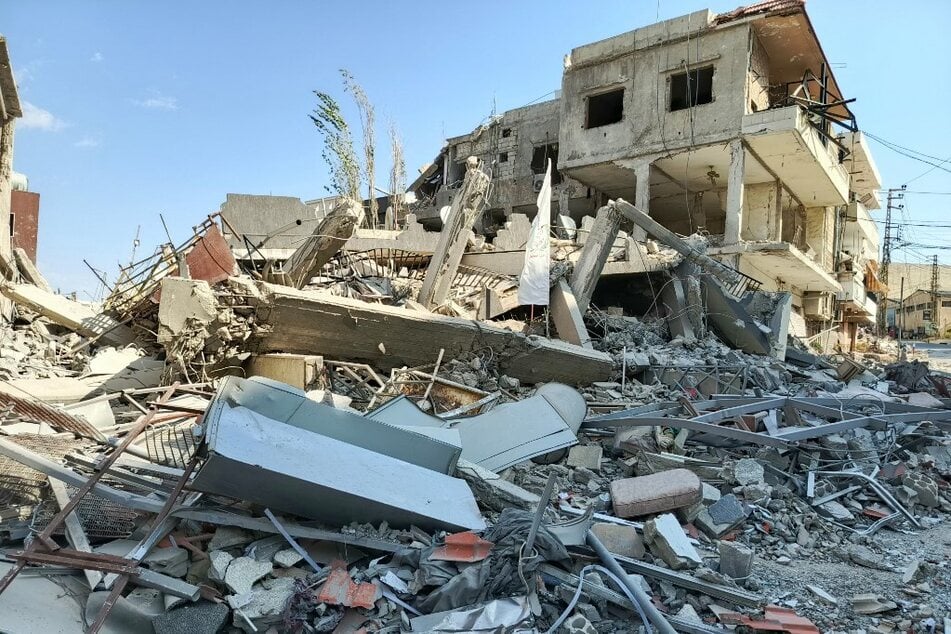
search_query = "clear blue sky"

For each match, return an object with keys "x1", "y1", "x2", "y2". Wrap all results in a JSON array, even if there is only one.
[{"x1": 4, "y1": 0, "x2": 950, "y2": 297}]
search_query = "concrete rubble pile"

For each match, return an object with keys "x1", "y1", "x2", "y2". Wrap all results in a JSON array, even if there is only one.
[{"x1": 0, "y1": 177, "x2": 948, "y2": 634}]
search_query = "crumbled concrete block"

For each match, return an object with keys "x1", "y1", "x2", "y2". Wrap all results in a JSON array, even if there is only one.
[
  {"x1": 143, "y1": 547, "x2": 189, "y2": 578},
  {"x1": 818, "y1": 500, "x2": 855, "y2": 522},
  {"x1": 843, "y1": 545, "x2": 890, "y2": 571},
  {"x1": 902, "y1": 472, "x2": 940, "y2": 507},
  {"x1": 157, "y1": 277, "x2": 218, "y2": 344},
  {"x1": 708, "y1": 494, "x2": 747, "y2": 526},
  {"x1": 718, "y1": 541, "x2": 753, "y2": 580},
  {"x1": 231, "y1": 577, "x2": 296, "y2": 632},
  {"x1": 609, "y1": 468, "x2": 702, "y2": 518},
  {"x1": 209, "y1": 526, "x2": 255, "y2": 551},
  {"x1": 731, "y1": 458, "x2": 765, "y2": 486},
  {"x1": 273, "y1": 548, "x2": 303, "y2": 569},
  {"x1": 613, "y1": 427, "x2": 656, "y2": 455},
  {"x1": 208, "y1": 551, "x2": 233, "y2": 584},
  {"x1": 152, "y1": 601, "x2": 230, "y2": 634},
  {"x1": 674, "y1": 603, "x2": 703, "y2": 624},
  {"x1": 224, "y1": 557, "x2": 272, "y2": 595},
  {"x1": 590, "y1": 522, "x2": 645, "y2": 559},
  {"x1": 567, "y1": 445, "x2": 603, "y2": 471},
  {"x1": 643, "y1": 513, "x2": 702, "y2": 570},
  {"x1": 806, "y1": 585, "x2": 837, "y2": 604},
  {"x1": 852, "y1": 594, "x2": 898, "y2": 615},
  {"x1": 561, "y1": 612, "x2": 598, "y2": 634}
]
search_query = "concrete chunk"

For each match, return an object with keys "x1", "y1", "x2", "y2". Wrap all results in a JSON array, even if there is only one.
[
  {"x1": 609, "y1": 468, "x2": 702, "y2": 518},
  {"x1": 224, "y1": 556, "x2": 272, "y2": 595},
  {"x1": 567, "y1": 445, "x2": 603, "y2": 471},
  {"x1": 718, "y1": 541, "x2": 753, "y2": 580},
  {"x1": 152, "y1": 601, "x2": 230, "y2": 634},
  {"x1": 589, "y1": 522, "x2": 645, "y2": 559},
  {"x1": 643, "y1": 513, "x2": 702, "y2": 570}
]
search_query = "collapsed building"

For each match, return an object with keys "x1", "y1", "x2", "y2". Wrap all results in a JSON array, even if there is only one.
[
  {"x1": 409, "y1": 0, "x2": 883, "y2": 352},
  {"x1": 0, "y1": 2, "x2": 948, "y2": 634}
]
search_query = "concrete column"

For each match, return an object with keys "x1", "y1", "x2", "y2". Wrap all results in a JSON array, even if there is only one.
[
  {"x1": 631, "y1": 162, "x2": 651, "y2": 241},
  {"x1": 724, "y1": 139, "x2": 745, "y2": 245},
  {"x1": 570, "y1": 204, "x2": 622, "y2": 313},
  {"x1": 768, "y1": 180, "x2": 783, "y2": 242}
]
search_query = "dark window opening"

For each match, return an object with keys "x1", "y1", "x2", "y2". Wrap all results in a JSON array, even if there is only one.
[
  {"x1": 501, "y1": 128, "x2": 512, "y2": 138},
  {"x1": 586, "y1": 89, "x2": 624, "y2": 128},
  {"x1": 670, "y1": 66, "x2": 714, "y2": 111},
  {"x1": 499, "y1": 152, "x2": 508, "y2": 163},
  {"x1": 9, "y1": 213, "x2": 14, "y2": 238},
  {"x1": 530, "y1": 143, "x2": 563, "y2": 185}
]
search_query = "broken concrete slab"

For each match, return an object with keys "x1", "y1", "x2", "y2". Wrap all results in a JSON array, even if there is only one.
[
  {"x1": 852, "y1": 593, "x2": 898, "y2": 615},
  {"x1": 643, "y1": 513, "x2": 702, "y2": 570},
  {"x1": 208, "y1": 550, "x2": 233, "y2": 583},
  {"x1": 589, "y1": 522, "x2": 645, "y2": 559},
  {"x1": 253, "y1": 282, "x2": 613, "y2": 385},
  {"x1": 566, "y1": 445, "x2": 603, "y2": 471},
  {"x1": 418, "y1": 161, "x2": 491, "y2": 309},
  {"x1": 157, "y1": 277, "x2": 218, "y2": 345},
  {"x1": 281, "y1": 197, "x2": 362, "y2": 288},
  {"x1": 224, "y1": 556, "x2": 272, "y2": 595},
  {"x1": 0, "y1": 282, "x2": 137, "y2": 346},
  {"x1": 456, "y1": 459, "x2": 541, "y2": 512},
  {"x1": 230, "y1": 577, "x2": 296, "y2": 632},
  {"x1": 550, "y1": 279, "x2": 592, "y2": 348},
  {"x1": 609, "y1": 469, "x2": 702, "y2": 518},
  {"x1": 13, "y1": 247, "x2": 51, "y2": 292},
  {"x1": 569, "y1": 204, "x2": 621, "y2": 313}
]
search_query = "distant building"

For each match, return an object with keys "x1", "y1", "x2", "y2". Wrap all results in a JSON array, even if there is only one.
[{"x1": 895, "y1": 289, "x2": 951, "y2": 338}]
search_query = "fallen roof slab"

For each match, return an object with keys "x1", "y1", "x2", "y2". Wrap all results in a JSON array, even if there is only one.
[
  {"x1": 0, "y1": 283, "x2": 137, "y2": 346},
  {"x1": 253, "y1": 282, "x2": 613, "y2": 385}
]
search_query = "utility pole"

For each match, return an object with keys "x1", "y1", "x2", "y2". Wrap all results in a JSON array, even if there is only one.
[
  {"x1": 930, "y1": 254, "x2": 939, "y2": 339},
  {"x1": 878, "y1": 186, "x2": 905, "y2": 334}
]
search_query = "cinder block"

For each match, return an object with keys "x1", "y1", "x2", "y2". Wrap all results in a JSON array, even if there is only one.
[{"x1": 610, "y1": 468, "x2": 702, "y2": 518}]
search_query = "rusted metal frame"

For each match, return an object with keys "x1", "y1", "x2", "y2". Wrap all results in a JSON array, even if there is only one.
[
  {"x1": 90, "y1": 454, "x2": 199, "y2": 630},
  {"x1": 9, "y1": 550, "x2": 140, "y2": 575},
  {"x1": 0, "y1": 384, "x2": 180, "y2": 598}
]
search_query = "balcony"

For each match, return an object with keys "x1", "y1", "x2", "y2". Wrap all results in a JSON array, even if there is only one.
[
  {"x1": 837, "y1": 271, "x2": 877, "y2": 323},
  {"x1": 742, "y1": 105, "x2": 850, "y2": 207}
]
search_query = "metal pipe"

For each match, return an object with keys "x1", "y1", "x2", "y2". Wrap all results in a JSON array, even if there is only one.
[{"x1": 586, "y1": 530, "x2": 676, "y2": 634}]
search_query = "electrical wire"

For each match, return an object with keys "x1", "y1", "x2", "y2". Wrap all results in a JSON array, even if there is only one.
[{"x1": 545, "y1": 564, "x2": 651, "y2": 634}]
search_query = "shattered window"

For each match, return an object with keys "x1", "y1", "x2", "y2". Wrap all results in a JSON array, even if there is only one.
[
  {"x1": 586, "y1": 88, "x2": 624, "y2": 128},
  {"x1": 530, "y1": 143, "x2": 563, "y2": 184},
  {"x1": 670, "y1": 66, "x2": 714, "y2": 111}
]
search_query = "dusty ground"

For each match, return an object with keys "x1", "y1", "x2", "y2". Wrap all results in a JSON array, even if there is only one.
[{"x1": 751, "y1": 519, "x2": 950, "y2": 631}]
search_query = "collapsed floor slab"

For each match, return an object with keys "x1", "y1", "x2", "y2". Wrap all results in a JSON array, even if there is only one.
[{"x1": 252, "y1": 283, "x2": 613, "y2": 384}]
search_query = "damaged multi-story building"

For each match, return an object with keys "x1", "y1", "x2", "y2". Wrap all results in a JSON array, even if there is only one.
[{"x1": 411, "y1": 0, "x2": 883, "y2": 349}]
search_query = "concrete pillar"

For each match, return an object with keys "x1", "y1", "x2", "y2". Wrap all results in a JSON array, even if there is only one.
[
  {"x1": 631, "y1": 162, "x2": 651, "y2": 241},
  {"x1": 724, "y1": 139, "x2": 745, "y2": 245},
  {"x1": 570, "y1": 204, "x2": 622, "y2": 313},
  {"x1": 768, "y1": 180, "x2": 783, "y2": 242}
]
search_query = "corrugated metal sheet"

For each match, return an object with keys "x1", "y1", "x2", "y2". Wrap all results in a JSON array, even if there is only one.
[{"x1": 0, "y1": 391, "x2": 105, "y2": 440}]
